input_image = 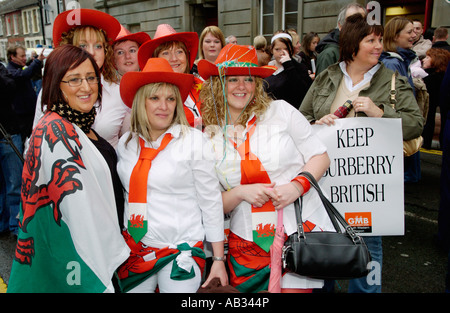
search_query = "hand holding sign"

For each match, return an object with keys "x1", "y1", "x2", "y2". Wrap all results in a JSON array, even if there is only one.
[{"x1": 353, "y1": 96, "x2": 384, "y2": 117}]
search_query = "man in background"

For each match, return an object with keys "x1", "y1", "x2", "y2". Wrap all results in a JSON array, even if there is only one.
[
  {"x1": 226, "y1": 35, "x2": 237, "y2": 45},
  {"x1": 315, "y1": 3, "x2": 366, "y2": 75},
  {"x1": 432, "y1": 27, "x2": 450, "y2": 52},
  {"x1": 412, "y1": 19, "x2": 432, "y2": 58},
  {"x1": 0, "y1": 61, "x2": 22, "y2": 237},
  {"x1": 6, "y1": 45, "x2": 45, "y2": 141}
]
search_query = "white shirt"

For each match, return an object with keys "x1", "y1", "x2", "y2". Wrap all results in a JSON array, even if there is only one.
[
  {"x1": 92, "y1": 77, "x2": 131, "y2": 148},
  {"x1": 207, "y1": 100, "x2": 333, "y2": 241},
  {"x1": 32, "y1": 76, "x2": 130, "y2": 148},
  {"x1": 116, "y1": 125, "x2": 224, "y2": 248},
  {"x1": 339, "y1": 61, "x2": 381, "y2": 92}
]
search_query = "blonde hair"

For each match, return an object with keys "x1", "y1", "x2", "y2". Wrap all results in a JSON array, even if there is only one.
[
  {"x1": 383, "y1": 17, "x2": 413, "y2": 52},
  {"x1": 126, "y1": 82, "x2": 189, "y2": 146},
  {"x1": 253, "y1": 35, "x2": 267, "y2": 50},
  {"x1": 198, "y1": 26, "x2": 226, "y2": 60},
  {"x1": 60, "y1": 26, "x2": 118, "y2": 84},
  {"x1": 200, "y1": 76, "x2": 272, "y2": 128}
]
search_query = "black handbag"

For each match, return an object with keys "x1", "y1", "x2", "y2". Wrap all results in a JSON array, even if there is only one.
[{"x1": 282, "y1": 172, "x2": 372, "y2": 280}]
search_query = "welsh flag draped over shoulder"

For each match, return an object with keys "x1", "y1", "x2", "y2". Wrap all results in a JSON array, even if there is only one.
[{"x1": 7, "y1": 112, "x2": 129, "y2": 293}]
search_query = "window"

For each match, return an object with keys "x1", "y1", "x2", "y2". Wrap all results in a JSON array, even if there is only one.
[
  {"x1": 13, "y1": 13, "x2": 19, "y2": 35},
  {"x1": 283, "y1": 0, "x2": 298, "y2": 30},
  {"x1": 23, "y1": 8, "x2": 40, "y2": 34},
  {"x1": 260, "y1": 0, "x2": 275, "y2": 39},
  {"x1": 32, "y1": 9, "x2": 39, "y2": 33},
  {"x1": 58, "y1": 0, "x2": 65, "y2": 14},
  {"x1": 44, "y1": 0, "x2": 51, "y2": 24},
  {"x1": 6, "y1": 15, "x2": 12, "y2": 36},
  {"x1": 260, "y1": 0, "x2": 299, "y2": 40},
  {"x1": 22, "y1": 11, "x2": 29, "y2": 34}
]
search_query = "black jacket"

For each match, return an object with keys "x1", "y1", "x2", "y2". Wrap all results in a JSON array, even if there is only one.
[
  {"x1": 7, "y1": 58, "x2": 42, "y2": 116},
  {"x1": 264, "y1": 59, "x2": 312, "y2": 109},
  {"x1": 0, "y1": 63, "x2": 20, "y2": 137},
  {"x1": 432, "y1": 41, "x2": 450, "y2": 52}
]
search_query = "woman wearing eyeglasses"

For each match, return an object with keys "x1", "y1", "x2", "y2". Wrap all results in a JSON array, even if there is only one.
[{"x1": 7, "y1": 44, "x2": 129, "y2": 293}]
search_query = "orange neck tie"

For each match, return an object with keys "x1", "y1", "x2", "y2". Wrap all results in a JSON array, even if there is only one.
[
  {"x1": 128, "y1": 133, "x2": 173, "y2": 243},
  {"x1": 229, "y1": 117, "x2": 276, "y2": 252}
]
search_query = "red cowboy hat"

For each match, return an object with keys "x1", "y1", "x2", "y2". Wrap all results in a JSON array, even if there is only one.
[
  {"x1": 53, "y1": 9, "x2": 121, "y2": 47},
  {"x1": 198, "y1": 44, "x2": 276, "y2": 80},
  {"x1": 138, "y1": 24, "x2": 199, "y2": 70},
  {"x1": 113, "y1": 25, "x2": 151, "y2": 46},
  {"x1": 120, "y1": 58, "x2": 194, "y2": 108}
]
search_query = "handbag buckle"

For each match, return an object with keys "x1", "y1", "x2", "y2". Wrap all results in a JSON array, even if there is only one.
[
  {"x1": 281, "y1": 245, "x2": 289, "y2": 268},
  {"x1": 345, "y1": 225, "x2": 361, "y2": 244},
  {"x1": 297, "y1": 223, "x2": 305, "y2": 241}
]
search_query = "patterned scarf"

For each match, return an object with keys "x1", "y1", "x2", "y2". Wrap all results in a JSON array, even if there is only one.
[{"x1": 50, "y1": 102, "x2": 96, "y2": 133}]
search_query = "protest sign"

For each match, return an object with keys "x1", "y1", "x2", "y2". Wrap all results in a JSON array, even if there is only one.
[{"x1": 312, "y1": 118, "x2": 404, "y2": 236}]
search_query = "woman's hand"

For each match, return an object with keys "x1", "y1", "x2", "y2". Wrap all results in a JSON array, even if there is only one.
[
  {"x1": 202, "y1": 259, "x2": 229, "y2": 287},
  {"x1": 280, "y1": 50, "x2": 291, "y2": 64},
  {"x1": 272, "y1": 182, "x2": 303, "y2": 210},
  {"x1": 222, "y1": 183, "x2": 279, "y2": 214},
  {"x1": 316, "y1": 113, "x2": 339, "y2": 125},
  {"x1": 238, "y1": 182, "x2": 278, "y2": 208},
  {"x1": 353, "y1": 96, "x2": 383, "y2": 117},
  {"x1": 201, "y1": 241, "x2": 228, "y2": 287}
]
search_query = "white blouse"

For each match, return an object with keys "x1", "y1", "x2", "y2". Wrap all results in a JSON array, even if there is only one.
[
  {"x1": 116, "y1": 125, "x2": 224, "y2": 248},
  {"x1": 92, "y1": 78, "x2": 130, "y2": 148},
  {"x1": 208, "y1": 100, "x2": 334, "y2": 241}
]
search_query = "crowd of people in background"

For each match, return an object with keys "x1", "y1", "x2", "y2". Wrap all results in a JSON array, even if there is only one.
[{"x1": 1, "y1": 3, "x2": 449, "y2": 294}]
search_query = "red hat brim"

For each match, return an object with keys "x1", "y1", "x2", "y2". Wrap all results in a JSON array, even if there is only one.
[
  {"x1": 114, "y1": 32, "x2": 151, "y2": 46},
  {"x1": 53, "y1": 9, "x2": 121, "y2": 47},
  {"x1": 138, "y1": 32, "x2": 199, "y2": 71},
  {"x1": 197, "y1": 59, "x2": 276, "y2": 80},
  {"x1": 120, "y1": 69, "x2": 194, "y2": 109}
]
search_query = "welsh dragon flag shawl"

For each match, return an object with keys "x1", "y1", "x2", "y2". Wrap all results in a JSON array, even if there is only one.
[{"x1": 7, "y1": 112, "x2": 130, "y2": 293}]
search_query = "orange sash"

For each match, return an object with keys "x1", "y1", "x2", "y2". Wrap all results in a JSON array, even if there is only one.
[
  {"x1": 228, "y1": 116, "x2": 276, "y2": 252},
  {"x1": 127, "y1": 134, "x2": 173, "y2": 243}
]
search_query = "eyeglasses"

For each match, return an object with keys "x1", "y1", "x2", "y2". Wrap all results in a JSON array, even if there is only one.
[{"x1": 61, "y1": 76, "x2": 99, "y2": 87}]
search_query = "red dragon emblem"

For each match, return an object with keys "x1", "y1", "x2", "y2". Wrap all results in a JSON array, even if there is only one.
[
  {"x1": 14, "y1": 112, "x2": 85, "y2": 265},
  {"x1": 255, "y1": 223, "x2": 275, "y2": 238},
  {"x1": 129, "y1": 214, "x2": 144, "y2": 228}
]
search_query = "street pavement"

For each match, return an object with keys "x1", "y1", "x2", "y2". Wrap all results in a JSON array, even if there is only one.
[{"x1": 0, "y1": 148, "x2": 447, "y2": 293}]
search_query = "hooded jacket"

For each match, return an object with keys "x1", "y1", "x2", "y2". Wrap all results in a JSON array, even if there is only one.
[
  {"x1": 315, "y1": 28, "x2": 340, "y2": 75},
  {"x1": 379, "y1": 48, "x2": 417, "y2": 90}
]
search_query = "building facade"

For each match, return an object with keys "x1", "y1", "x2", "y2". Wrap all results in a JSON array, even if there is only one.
[
  {"x1": 0, "y1": 0, "x2": 41, "y2": 61},
  {"x1": 1, "y1": 0, "x2": 449, "y2": 62},
  {"x1": 0, "y1": 0, "x2": 95, "y2": 62},
  {"x1": 94, "y1": 0, "x2": 449, "y2": 46}
]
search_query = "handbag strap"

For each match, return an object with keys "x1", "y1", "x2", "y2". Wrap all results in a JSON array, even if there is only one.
[
  {"x1": 293, "y1": 172, "x2": 361, "y2": 242},
  {"x1": 389, "y1": 72, "x2": 397, "y2": 109}
]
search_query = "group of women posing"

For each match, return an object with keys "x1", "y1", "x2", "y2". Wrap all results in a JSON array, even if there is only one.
[{"x1": 8, "y1": 9, "x2": 423, "y2": 294}]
